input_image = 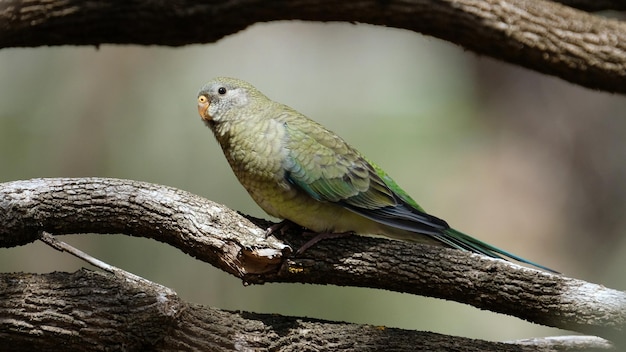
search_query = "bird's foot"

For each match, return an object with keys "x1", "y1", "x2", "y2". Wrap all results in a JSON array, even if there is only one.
[
  {"x1": 265, "y1": 220, "x2": 297, "y2": 238},
  {"x1": 296, "y1": 231, "x2": 354, "y2": 254}
]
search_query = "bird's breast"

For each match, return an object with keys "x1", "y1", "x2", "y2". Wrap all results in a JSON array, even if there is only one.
[
  {"x1": 213, "y1": 118, "x2": 295, "y2": 214},
  {"x1": 222, "y1": 119, "x2": 286, "y2": 176}
]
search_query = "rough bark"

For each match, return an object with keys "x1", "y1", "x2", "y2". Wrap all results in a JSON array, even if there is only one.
[
  {"x1": 0, "y1": 178, "x2": 623, "y2": 350},
  {"x1": 0, "y1": 0, "x2": 625, "y2": 93},
  {"x1": 2, "y1": 270, "x2": 612, "y2": 352},
  {"x1": 0, "y1": 177, "x2": 289, "y2": 276}
]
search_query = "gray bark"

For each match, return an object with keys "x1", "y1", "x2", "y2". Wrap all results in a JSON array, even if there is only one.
[
  {"x1": 0, "y1": 178, "x2": 622, "y2": 351},
  {"x1": 5, "y1": 270, "x2": 608, "y2": 352}
]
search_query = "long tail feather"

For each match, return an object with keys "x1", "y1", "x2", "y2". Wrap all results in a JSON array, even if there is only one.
[{"x1": 441, "y1": 228, "x2": 559, "y2": 273}]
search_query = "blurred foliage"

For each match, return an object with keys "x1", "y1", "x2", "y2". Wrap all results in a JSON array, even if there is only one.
[{"x1": 1, "y1": 22, "x2": 624, "y2": 340}]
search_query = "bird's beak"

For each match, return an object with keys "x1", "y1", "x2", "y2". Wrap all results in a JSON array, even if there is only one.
[{"x1": 197, "y1": 95, "x2": 211, "y2": 121}]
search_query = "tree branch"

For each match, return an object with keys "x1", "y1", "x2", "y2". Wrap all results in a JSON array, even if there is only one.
[
  {"x1": 0, "y1": 177, "x2": 289, "y2": 276},
  {"x1": 1, "y1": 270, "x2": 612, "y2": 352},
  {"x1": 1, "y1": 0, "x2": 625, "y2": 93},
  {"x1": 1, "y1": 177, "x2": 625, "y2": 348}
]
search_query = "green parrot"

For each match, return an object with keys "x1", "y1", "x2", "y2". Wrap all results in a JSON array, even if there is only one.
[{"x1": 197, "y1": 77, "x2": 557, "y2": 273}]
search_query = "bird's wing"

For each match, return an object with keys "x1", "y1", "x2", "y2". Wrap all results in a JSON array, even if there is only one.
[
  {"x1": 368, "y1": 160, "x2": 425, "y2": 212},
  {"x1": 282, "y1": 119, "x2": 448, "y2": 234},
  {"x1": 280, "y1": 115, "x2": 558, "y2": 272}
]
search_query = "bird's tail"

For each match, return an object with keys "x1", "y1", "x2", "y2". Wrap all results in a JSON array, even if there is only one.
[{"x1": 438, "y1": 228, "x2": 559, "y2": 273}]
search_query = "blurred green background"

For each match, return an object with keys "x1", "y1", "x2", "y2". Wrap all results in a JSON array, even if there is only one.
[{"x1": 2, "y1": 22, "x2": 626, "y2": 341}]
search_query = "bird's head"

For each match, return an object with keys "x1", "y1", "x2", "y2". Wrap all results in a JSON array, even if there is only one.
[{"x1": 197, "y1": 77, "x2": 260, "y2": 124}]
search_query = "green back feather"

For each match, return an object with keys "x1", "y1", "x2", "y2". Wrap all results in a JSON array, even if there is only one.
[{"x1": 368, "y1": 160, "x2": 425, "y2": 212}]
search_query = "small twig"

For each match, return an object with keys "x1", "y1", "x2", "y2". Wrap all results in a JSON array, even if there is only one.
[{"x1": 38, "y1": 230, "x2": 175, "y2": 294}]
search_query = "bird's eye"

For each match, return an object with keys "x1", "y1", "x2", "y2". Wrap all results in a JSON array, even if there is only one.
[
  {"x1": 218, "y1": 87, "x2": 227, "y2": 95},
  {"x1": 198, "y1": 96, "x2": 207, "y2": 104}
]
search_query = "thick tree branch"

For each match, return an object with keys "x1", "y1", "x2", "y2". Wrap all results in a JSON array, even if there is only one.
[
  {"x1": 0, "y1": 177, "x2": 289, "y2": 276},
  {"x1": 1, "y1": 177, "x2": 625, "y2": 348},
  {"x1": 1, "y1": 0, "x2": 625, "y2": 93},
  {"x1": 1, "y1": 270, "x2": 612, "y2": 352}
]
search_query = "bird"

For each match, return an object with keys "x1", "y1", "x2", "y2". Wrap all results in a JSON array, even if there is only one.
[{"x1": 197, "y1": 77, "x2": 557, "y2": 273}]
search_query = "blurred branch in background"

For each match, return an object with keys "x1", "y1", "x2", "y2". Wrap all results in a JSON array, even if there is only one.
[
  {"x1": 1, "y1": 0, "x2": 626, "y2": 93},
  {"x1": 0, "y1": 178, "x2": 624, "y2": 350}
]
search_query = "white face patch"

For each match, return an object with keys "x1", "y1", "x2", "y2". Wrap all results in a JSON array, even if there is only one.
[
  {"x1": 230, "y1": 87, "x2": 249, "y2": 107},
  {"x1": 209, "y1": 87, "x2": 249, "y2": 122},
  {"x1": 208, "y1": 103, "x2": 222, "y2": 122}
]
